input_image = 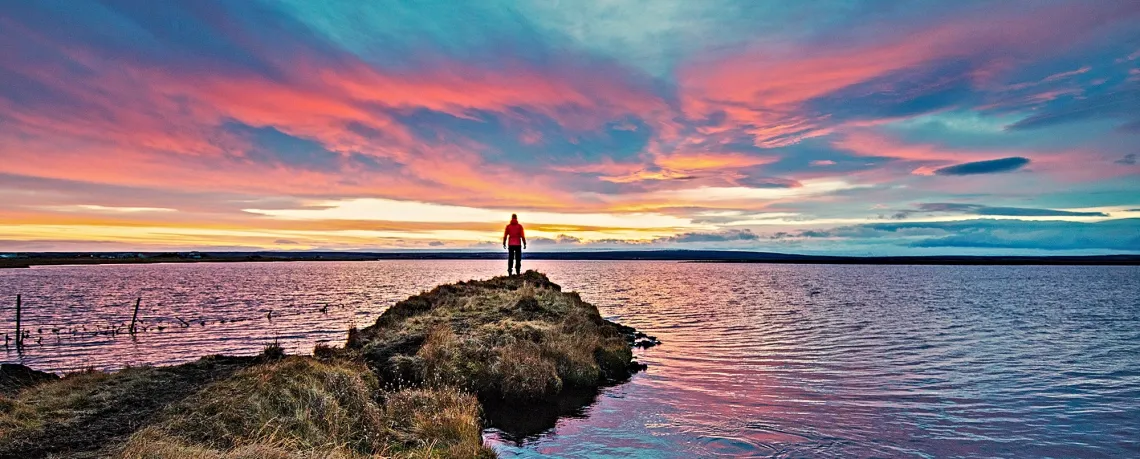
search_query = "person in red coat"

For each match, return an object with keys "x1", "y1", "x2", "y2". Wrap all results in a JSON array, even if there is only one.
[{"x1": 502, "y1": 214, "x2": 527, "y2": 275}]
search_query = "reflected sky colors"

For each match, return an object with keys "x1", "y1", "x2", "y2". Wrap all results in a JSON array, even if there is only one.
[
  {"x1": 5, "y1": 261, "x2": 1138, "y2": 456},
  {"x1": 1, "y1": 1, "x2": 1138, "y2": 254}
]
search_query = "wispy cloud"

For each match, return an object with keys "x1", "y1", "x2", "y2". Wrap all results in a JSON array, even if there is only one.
[
  {"x1": 1, "y1": 1, "x2": 1138, "y2": 252},
  {"x1": 913, "y1": 203, "x2": 1108, "y2": 217}
]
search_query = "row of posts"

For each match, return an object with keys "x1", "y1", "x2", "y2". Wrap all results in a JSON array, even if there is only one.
[
  {"x1": 6, "y1": 294, "x2": 333, "y2": 350},
  {"x1": 9, "y1": 295, "x2": 143, "y2": 350}
]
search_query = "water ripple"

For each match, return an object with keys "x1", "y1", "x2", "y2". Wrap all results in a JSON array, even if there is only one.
[{"x1": 2, "y1": 261, "x2": 1139, "y2": 457}]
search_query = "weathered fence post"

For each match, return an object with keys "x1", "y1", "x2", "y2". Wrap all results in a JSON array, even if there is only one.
[
  {"x1": 15, "y1": 294, "x2": 22, "y2": 349},
  {"x1": 129, "y1": 297, "x2": 141, "y2": 334}
]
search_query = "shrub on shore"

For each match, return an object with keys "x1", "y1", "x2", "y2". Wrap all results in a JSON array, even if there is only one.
[{"x1": 348, "y1": 271, "x2": 635, "y2": 400}]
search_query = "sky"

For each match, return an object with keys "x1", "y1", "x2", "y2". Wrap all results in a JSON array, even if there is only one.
[{"x1": 0, "y1": 0, "x2": 1138, "y2": 255}]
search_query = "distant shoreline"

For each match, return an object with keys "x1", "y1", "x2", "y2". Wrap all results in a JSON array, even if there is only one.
[
  {"x1": 2, "y1": 250, "x2": 1139, "y2": 268},
  {"x1": 0, "y1": 255, "x2": 358, "y2": 269}
]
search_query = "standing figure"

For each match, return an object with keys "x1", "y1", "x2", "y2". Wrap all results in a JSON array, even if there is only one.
[{"x1": 503, "y1": 214, "x2": 526, "y2": 275}]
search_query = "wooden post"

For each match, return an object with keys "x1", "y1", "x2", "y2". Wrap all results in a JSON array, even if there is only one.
[
  {"x1": 15, "y1": 294, "x2": 22, "y2": 349},
  {"x1": 129, "y1": 298, "x2": 141, "y2": 334}
]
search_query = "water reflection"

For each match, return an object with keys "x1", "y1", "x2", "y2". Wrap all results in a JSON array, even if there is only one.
[
  {"x1": 2, "y1": 261, "x2": 1139, "y2": 458},
  {"x1": 0, "y1": 261, "x2": 514, "y2": 372},
  {"x1": 482, "y1": 386, "x2": 604, "y2": 444}
]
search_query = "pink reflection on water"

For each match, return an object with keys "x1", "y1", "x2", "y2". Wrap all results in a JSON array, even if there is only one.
[
  {"x1": 3, "y1": 261, "x2": 1138, "y2": 458},
  {"x1": 0, "y1": 260, "x2": 513, "y2": 372}
]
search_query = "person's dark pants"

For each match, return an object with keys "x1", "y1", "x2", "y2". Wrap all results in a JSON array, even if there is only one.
[{"x1": 507, "y1": 245, "x2": 522, "y2": 275}]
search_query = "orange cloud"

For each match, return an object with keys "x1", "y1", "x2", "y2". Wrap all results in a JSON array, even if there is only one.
[
  {"x1": 598, "y1": 169, "x2": 695, "y2": 184},
  {"x1": 655, "y1": 152, "x2": 776, "y2": 171},
  {"x1": 0, "y1": 13, "x2": 675, "y2": 216}
]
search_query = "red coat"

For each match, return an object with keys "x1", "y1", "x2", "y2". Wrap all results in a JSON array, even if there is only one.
[{"x1": 504, "y1": 222, "x2": 525, "y2": 246}]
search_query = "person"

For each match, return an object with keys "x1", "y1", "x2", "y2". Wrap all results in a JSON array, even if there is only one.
[{"x1": 502, "y1": 214, "x2": 526, "y2": 275}]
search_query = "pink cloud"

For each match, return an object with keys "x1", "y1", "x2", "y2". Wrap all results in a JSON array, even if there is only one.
[
  {"x1": 0, "y1": 14, "x2": 675, "y2": 212},
  {"x1": 832, "y1": 130, "x2": 1132, "y2": 184},
  {"x1": 834, "y1": 131, "x2": 996, "y2": 164},
  {"x1": 677, "y1": 2, "x2": 1140, "y2": 148},
  {"x1": 1, "y1": 0, "x2": 1136, "y2": 246}
]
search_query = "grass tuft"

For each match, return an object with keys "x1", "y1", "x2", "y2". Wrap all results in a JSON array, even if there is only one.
[
  {"x1": 116, "y1": 357, "x2": 492, "y2": 458},
  {"x1": 261, "y1": 341, "x2": 286, "y2": 360}
]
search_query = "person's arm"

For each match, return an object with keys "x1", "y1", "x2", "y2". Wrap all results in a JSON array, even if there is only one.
[
  {"x1": 521, "y1": 226, "x2": 526, "y2": 249},
  {"x1": 503, "y1": 226, "x2": 508, "y2": 249}
]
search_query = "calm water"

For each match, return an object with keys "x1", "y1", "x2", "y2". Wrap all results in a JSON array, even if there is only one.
[{"x1": 2, "y1": 261, "x2": 1138, "y2": 458}]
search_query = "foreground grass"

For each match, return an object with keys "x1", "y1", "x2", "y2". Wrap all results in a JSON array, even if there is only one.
[
  {"x1": 348, "y1": 271, "x2": 636, "y2": 401},
  {"x1": 0, "y1": 369, "x2": 111, "y2": 437},
  {"x1": 118, "y1": 357, "x2": 493, "y2": 458},
  {"x1": 0, "y1": 356, "x2": 492, "y2": 458},
  {"x1": 0, "y1": 356, "x2": 258, "y2": 457}
]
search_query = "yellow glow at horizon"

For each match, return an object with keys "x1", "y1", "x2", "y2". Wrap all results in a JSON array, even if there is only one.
[
  {"x1": 0, "y1": 222, "x2": 686, "y2": 248},
  {"x1": 2, "y1": 204, "x2": 1134, "y2": 250},
  {"x1": 244, "y1": 198, "x2": 702, "y2": 229}
]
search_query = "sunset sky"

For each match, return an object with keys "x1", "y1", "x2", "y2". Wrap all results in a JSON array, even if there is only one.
[{"x1": 1, "y1": 1, "x2": 1138, "y2": 254}]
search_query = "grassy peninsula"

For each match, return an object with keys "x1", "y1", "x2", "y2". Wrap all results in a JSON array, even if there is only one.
[
  {"x1": 347, "y1": 270, "x2": 644, "y2": 401},
  {"x1": 0, "y1": 271, "x2": 647, "y2": 458}
]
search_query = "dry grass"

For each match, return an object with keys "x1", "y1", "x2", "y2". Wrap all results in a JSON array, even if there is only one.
[
  {"x1": 0, "y1": 368, "x2": 123, "y2": 437},
  {"x1": 0, "y1": 357, "x2": 277, "y2": 437},
  {"x1": 0, "y1": 357, "x2": 259, "y2": 457},
  {"x1": 383, "y1": 389, "x2": 495, "y2": 458},
  {"x1": 115, "y1": 357, "x2": 493, "y2": 459},
  {"x1": 348, "y1": 271, "x2": 634, "y2": 401}
]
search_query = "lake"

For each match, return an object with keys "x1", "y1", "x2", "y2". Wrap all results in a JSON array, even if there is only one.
[{"x1": 2, "y1": 261, "x2": 1138, "y2": 457}]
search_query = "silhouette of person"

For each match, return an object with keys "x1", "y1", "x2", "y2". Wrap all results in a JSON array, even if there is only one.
[{"x1": 503, "y1": 214, "x2": 526, "y2": 275}]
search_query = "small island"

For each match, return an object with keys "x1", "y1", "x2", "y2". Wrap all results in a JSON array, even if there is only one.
[{"x1": 0, "y1": 271, "x2": 650, "y2": 458}]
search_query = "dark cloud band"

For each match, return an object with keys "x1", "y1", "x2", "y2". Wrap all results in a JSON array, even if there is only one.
[{"x1": 933, "y1": 157, "x2": 1030, "y2": 176}]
